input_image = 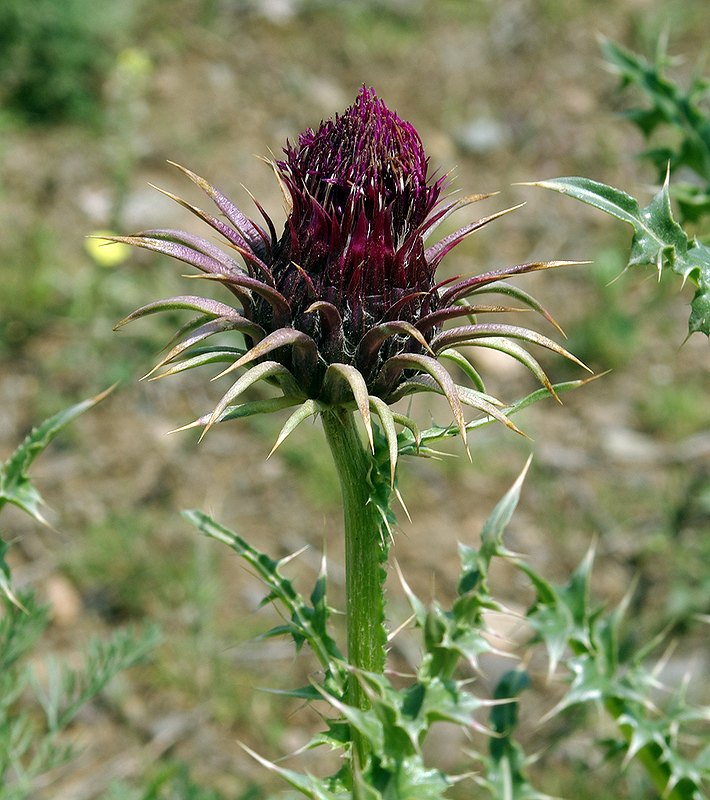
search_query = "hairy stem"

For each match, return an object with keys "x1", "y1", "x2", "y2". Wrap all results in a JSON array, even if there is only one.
[{"x1": 321, "y1": 407, "x2": 388, "y2": 764}]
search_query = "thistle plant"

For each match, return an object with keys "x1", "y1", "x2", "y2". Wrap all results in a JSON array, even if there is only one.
[
  {"x1": 601, "y1": 37, "x2": 710, "y2": 227},
  {"x1": 527, "y1": 39, "x2": 710, "y2": 341},
  {"x1": 109, "y1": 86, "x2": 584, "y2": 712},
  {"x1": 0, "y1": 390, "x2": 159, "y2": 800},
  {"x1": 109, "y1": 87, "x2": 710, "y2": 798}
]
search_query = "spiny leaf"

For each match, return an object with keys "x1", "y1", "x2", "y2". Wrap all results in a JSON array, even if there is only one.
[
  {"x1": 313, "y1": 684, "x2": 385, "y2": 753},
  {"x1": 0, "y1": 539, "x2": 25, "y2": 610},
  {"x1": 600, "y1": 37, "x2": 710, "y2": 225},
  {"x1": 473, "y1": 668, "x2": 557, "y2": 800},
  {"x1": 217, "y1": 328, "x2": 318, "y2": 379},
  {"x1": 356, "y1": 320, "x2": 434, "y2": 366},
  {"x1": 453, "y1": 337, "x2": 560, "y2": 401},
  {"x1": 416, "y1": 303, "x2": 531, "y2": 335},
  {"x1": 142, "y1": 317, "x2": 246, "y2": 378},
  {"x1": 114, "y1": 295, "x2": 259, "y2": 332},
  {"x1": 529, "y1": 175, "x2": 710, "y2": 336},
  {"x1": 239, "y1": 742, "x2": 350, "y2": 800},
  {"x1": 128, "y1": 228, "x2": 244, "y2": 272},
  {"x1": 183, "y1": 510, "x2": 344, "y2": 680},
  {"x1": 146, "y1": 182, "x2": 267, "y2": 267},
  {"x1": 441, "y1": 261, "x2": 584, "y2": 306},
  {"x1": 473, "y1": 281, "x2": 565, "y2": 335},
  {"x1": 148, "y1": 347, "x2": 245, "y2": 380},
  {"x1": 398, "y1": 374, "x2": 604, "y2": 455},
  {"x1": 479, "y1": 457, "x2": 531, "y2": 564},
  {"x1": 391, "y1": 412, "x2": 421, "y2": 450},
  {"x1": 425, "y1": 204, "x2": 525, "y2": 267},
  {"x1": 379, "y1": 353, "x2": 468, "y2": 454},
  {"x1": 0, "y1": 387, "x2": 114, "y2": 529},
  {"x1": 454, "y1": 384, "x2": 528, "y2": 439},
  {"x1": 0, "y1": 590, "x2": 49, "y2": 669},
  {"x1": 167, "y1": 161, "x2": 270, "y2": 257},
  {"x1": 422, "y1": 191, "x2": 499, "y2": 240}
]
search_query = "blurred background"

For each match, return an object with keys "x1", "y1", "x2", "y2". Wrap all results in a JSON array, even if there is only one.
[{"x1": 1, "y1": 0, "x2": 709, "y2": 797}]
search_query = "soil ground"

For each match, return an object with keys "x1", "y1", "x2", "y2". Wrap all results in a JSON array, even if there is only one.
[{"x1": 1, "y1": 2, "x2": 709, "y2": 797}]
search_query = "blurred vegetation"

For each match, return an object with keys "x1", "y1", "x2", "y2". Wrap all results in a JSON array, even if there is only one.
[
  {"x1": 0, "y1": 393, "x2": 160, "y2": 800},
  {"x1": 603, "y1": 37, "x2": 710, "y2": 230},
  {"x1": 0, "y1": 0, "x2": 138, "y2": 126}
]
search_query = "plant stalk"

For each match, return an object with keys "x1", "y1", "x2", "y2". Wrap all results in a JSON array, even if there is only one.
[{"x1": 321, "y1": 407, "x2": 388, "y2": 764}]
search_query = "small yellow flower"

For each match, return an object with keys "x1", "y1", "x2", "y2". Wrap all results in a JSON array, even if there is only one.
[{"x1": 86, "y1": 230, "x2": 131, "y2": 267}]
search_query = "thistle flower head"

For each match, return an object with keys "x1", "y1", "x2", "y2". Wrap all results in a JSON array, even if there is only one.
[
  {"x1": 111, "y1": 87, "x2": 587, "y2": 458},
  {"x1": 259, "y1": 86, "x2": 445, "y2": 390}
]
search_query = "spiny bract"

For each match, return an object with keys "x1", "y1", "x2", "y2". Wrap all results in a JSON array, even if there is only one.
[{"x1": 110, "y1": 87, "x2": 586, "y2": 455}]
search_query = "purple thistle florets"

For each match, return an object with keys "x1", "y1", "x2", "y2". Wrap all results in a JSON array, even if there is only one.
[
  {"x1": 111, "y1": 87, "x2": 585, "y2": 455},
  {"x1": 263, "y1": 87, "x2": 445, "y2": 385}
]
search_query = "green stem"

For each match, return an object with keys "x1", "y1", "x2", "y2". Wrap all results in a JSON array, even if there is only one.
[{"x1": 321, "y1": 407, "x2": 388, "y2": 763}]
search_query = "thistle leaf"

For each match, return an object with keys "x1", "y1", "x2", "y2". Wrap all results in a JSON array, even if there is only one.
[
  {"x1": 0, "y1": 539, "x2": 25, "y2": 610},
  {"x1": 143, "y1": 318, "x2": 250, "y2": 378},
  {"x1": 239, "y1": 742, "x2": 349, "y2": 799},
  {"x1": 400, "y1": 374, "x2": 602, "y2": 455},
  {"x1": 356, "y1": 320, "x2": 434, "y2": 365},
  {"x1": 391, "y1": 412, "x2": 422, "y2": 450},
  {"x1": 473, "y1": 280, "x2": 565, "y2": 335},
  {"x1": 441, "y1": 261, "x2": 584, "y2": 306},
  {"x1": 481, "y1": 680, "x2": 557, "y2": 800},
  {"x1": 147, "y1": 182, "x2": 265, "y2": 265},
  {"x1": 149, "y1": 348, "x2": 245, "y2": 380},
  {"x1": 416, "y1": 304, "x2": 530, "y2": 335},
  {"x1": 425, "y1": 204, "x2": 525, "y2": 267},
  {"x1": 106, "y1": 231, "x2": 289, "y2": 318},
  {"x1": 128, "y1": 228, "x2": 244, "y2": 272},
  {"x1": 455, "y1": 384, "x2": 528, "y2": 438},
  {"x1": 529, "y1": 175, "x2": 710, "y2": 336},
  {"x1": 378, "y1": 353, "x2": 468, "y2": 453},
  {"x1": 183, "y1": 510, "x2": 344, "y2": 682},
  {"x1": 0, "y1": 388, "x2": 114, "y2": 608},
  {"x1": 422, "y1": 192, "x2": 499, "y2": 240},
  {"x1": 218, "y1": 328, "x2": 319, "y2": 378},
  {"x1": 168, "y1": 396, "x2": 302, "y2": 433},
  {"x1": 438, "y1": 348, "x2": 486, "y2": 392},
  {"x1": 0, "y1": 386, "x2": 114, "y2": 527},
  {"x1": 453, "y1": 337, "x2": 560, "y2": 401}
]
